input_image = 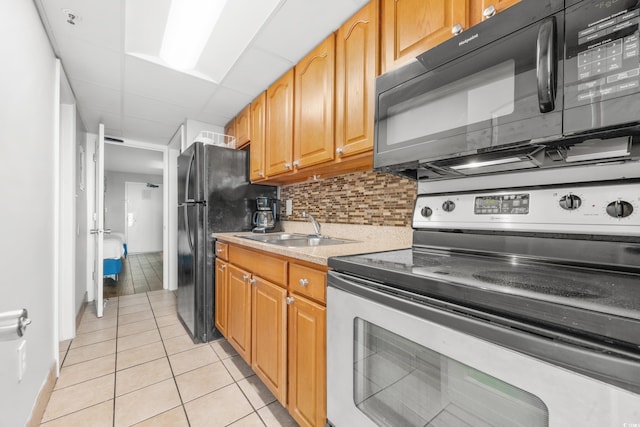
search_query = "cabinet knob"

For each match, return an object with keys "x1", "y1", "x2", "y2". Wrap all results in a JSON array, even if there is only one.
[
  {"x1": 298, "y1": 278, "x2": 309, "y2": 287},
  {"x1": 293, "y1": 161, "x2": 299, "y2": 167},
  {"x1": 249, "y1": 278, "x2": 256, "y2": 285},
  {"x1": 258, "y1": 171, "x2": 264, "y2": 177},
  {"x1": 242, "y1": 274, "x2": 249, "y2": 281},
  {"x1": 286, "y1": 297, "x2": 295, "y2": 305},
  {"x1": 483, "y1": 4, "x2": 497, "y2": 19},
  {"x1": 216, "y1": 248, "x2": 223, "y2": 253},
  {"x1": 336, "y1": 147, "x2": 343, "y2": 156},
  {"x1": 451, "y1": 23, "x2": 464, "y2": 35},
  {"x1": 219, "y1": 265, "x2": 226, "y2": 271},
  {"x1": 284, "y1": 163, "x2": 292, "y2": 170}
]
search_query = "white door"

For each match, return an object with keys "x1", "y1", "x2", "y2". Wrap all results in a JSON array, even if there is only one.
[
  {"x1": 91, "y1": 125, "x2": 105, "y2": 317},
  {"x1": 125, "y1": 182, "x2": 163, "y2": 253}
]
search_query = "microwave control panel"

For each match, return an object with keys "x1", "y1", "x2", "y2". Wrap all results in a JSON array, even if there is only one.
[{"x1": 565, "y1": 2, "x2": 640, "y2": 109}]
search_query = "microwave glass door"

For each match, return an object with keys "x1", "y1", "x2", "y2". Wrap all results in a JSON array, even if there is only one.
[
  {"x1": 353, "y1": 318, "x2": 549, "y2": 427},
  {"x1": 375, "y1": 13, "x2": 564, "y2": 168}
]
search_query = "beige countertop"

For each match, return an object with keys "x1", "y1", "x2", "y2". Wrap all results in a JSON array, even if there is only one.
[{"x1": 214, "y1": 221, "x2": 412, "y2": 266}]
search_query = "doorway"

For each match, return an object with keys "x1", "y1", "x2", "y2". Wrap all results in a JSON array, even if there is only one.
[{"x1": 103, "y1": 144, "x2": 165, "y2": 297}]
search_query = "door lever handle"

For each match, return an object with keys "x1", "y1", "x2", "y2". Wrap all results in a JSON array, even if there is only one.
[{"x1": 0, "y1": 309, "x2": 31, "y2": 341}]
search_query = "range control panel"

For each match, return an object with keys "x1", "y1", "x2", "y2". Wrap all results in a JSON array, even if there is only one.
[{"x1": 413, "y1": 183, "x2": 640, "y2": 236}]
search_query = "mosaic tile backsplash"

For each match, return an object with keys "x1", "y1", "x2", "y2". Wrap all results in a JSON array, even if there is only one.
[{"x1": 280, "y1": 170, "x2": 416, "y2": 227}]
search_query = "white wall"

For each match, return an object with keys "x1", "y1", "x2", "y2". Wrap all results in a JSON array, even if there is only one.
[
  {"x1": 105, "y1": 171, "x2": 163, "y2": 237},
  {"x1": 0, "y1": 1, "x2": 58, "y2": 425},
  {"x1": 184, "y1": 119, "x2": 224, "y2": 151}
]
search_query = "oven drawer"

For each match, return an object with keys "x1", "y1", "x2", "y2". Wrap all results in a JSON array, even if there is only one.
[{"x1": 326, "y1": 272, "x2": 640, "y2": 427}]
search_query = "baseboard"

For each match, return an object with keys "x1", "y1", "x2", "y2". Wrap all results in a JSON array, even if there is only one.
[
  {"x1": 75, "y1": 293, "x2": 88, "y2": 331},
  {"x1": 26, "y1": 362, "x2": 57, "y2": 427}
]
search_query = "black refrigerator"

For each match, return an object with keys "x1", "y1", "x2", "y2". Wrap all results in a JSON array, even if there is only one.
[{"x1": 177, "y1": 142, "x2": 277, "y2": 342}]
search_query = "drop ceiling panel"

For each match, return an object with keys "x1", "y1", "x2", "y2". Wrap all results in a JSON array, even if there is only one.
[
  {"x1": 124, "y1": 55, "x2": 217, "y2": 109},
  {"x1": 40, "y1": 0, "x2": 122, "y2": 52},
  {"x1": 221, "y1": 47, "x2": 293, "y2": 96},
  {"x1": 123, "y1": 116, "x2": 180, "y2": 144},
  {"x1": 71, "y1": 80, "x2": 121, "y2": 115},
  {"x1": 57, "y1": 35, "x2": 121, "y2": 90},
  {"x1": 202, "y1": 86, "x2": 253, "y2": 119},
  {"x1": 197, "y1": 0, "x2": 282, "y2": 83},
  {"x1": 80, "y1": 108, "x2": 123, "y2": 135},
  {"x1": 253, "y1": 0, "x2": 363, "y2": 63},
  {"x1": 124, "y1": 93, "x2": 195, "y2": 124},
  {"x1": 124, "y1": 0, "x2": 170, "y2": 56}
]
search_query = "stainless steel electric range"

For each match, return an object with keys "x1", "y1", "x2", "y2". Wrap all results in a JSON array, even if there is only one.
[{"x1": 326, "y1": 181, "x2": 640, "y2": 427}]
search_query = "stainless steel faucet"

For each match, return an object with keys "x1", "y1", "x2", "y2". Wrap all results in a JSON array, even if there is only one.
[{"x1": 301, "y1": 212, "x2": 321, "y2": 237}]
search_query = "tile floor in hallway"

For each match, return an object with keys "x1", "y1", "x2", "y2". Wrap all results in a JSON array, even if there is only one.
[
  {"x1": 104, "y1": 253, "x2": 163, "y2": 298},
  {"x1": 41, "y1": 290, "x2": 298, "y2": 427}
]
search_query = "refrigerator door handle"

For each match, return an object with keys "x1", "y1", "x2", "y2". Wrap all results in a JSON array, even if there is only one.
[
  {"x1": 184, "y1": 206, "x2": 194, "y2": 252},
  {"x1": 185, "y1": 151, "x2": 196, "y2": 203}
]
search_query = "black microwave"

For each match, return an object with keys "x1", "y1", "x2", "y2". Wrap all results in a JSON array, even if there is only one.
[{"x1": 375, "y1": 0, "x2": 640, "y2": 177}]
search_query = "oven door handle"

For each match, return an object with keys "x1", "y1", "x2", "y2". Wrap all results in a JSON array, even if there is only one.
[
  {"x1": 328, "y1": 271, "x2": 640, "y2": 395},
  {"x1": 536, "y1": 16, "x2": 557, "y2": 113}
]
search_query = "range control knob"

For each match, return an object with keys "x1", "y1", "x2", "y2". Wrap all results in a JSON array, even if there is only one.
[
  {"x1": 421, "y1": 206, "x2": 433, "y2": 218},
  {"x1": 442, "y1": 200, "x2": 456, "y2": 212},
  {"x1": 559, "y1": 194, "x2": 582, "y2": 210},
  {"x1": 606, "y1": 200, "x2": 634, "y2": 218}
]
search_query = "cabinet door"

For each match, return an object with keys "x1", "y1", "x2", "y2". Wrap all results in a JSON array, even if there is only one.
[
  {"x1": 250, "y1": 92, "x2": 266, "y2": 181},
  {"x1": 252, "y1": 276, "x2": 287, "y2": 404},
  {"x1": 227, "y1": 264, "x2": 252, "y2": 363},
  {"x1": 266, "y1": 69, "x2": 294, "y2": 177},
  {"x1": 335, "y1": 1, "x2": 378, "y2": 159},
  {"x1": 294, "y1": 35, "x2": 335, "y2": 170},
  {"x1": 225, "y1": 118, "x2": 235, "y2": 145},
  {"x1": 470, "y1": 0, "x2": 521, "y2": 26},
  {"x1": 214, "y1": 259, "x2": 228, "y2": 338},
  {"x1": 235, "y1": 105, "x2": 251, "y2": 149},
  {"x1": 288, "y1": 295, "x2": 326, "y2": 427},
  {"x1": 381, "y1": 0, "x2": 468, "y2": 72}
]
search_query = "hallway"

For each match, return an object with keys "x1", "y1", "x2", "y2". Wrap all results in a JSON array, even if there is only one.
[
  {"x1": 41, "y1": 290, "x2": 297, "y2": 426},
  {"x1": 103, "y1": 253, "x2": 163, "y2": 298}
]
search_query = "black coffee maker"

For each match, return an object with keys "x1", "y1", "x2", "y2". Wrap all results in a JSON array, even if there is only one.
[{"x1": 252, "y1": 196, "x2": 282, "y2": 233}]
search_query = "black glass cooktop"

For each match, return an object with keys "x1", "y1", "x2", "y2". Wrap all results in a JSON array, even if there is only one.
[{"x1": 329, "y1": 247, "x2": 640, "y2": 345}]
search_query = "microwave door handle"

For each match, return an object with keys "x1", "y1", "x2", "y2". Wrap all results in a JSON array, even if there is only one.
[{"x1": 536, "y1": 17, "x2": 557, "y2": 113}]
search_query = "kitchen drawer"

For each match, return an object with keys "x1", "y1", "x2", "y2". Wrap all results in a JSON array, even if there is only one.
[
  {"x1": 215, "y1": 241, "x2": 229, "y2": 261},
  {"x1": 289, "y1": 263, "x2": 327, "y2": 304},
  {"x1": 229, "y1": 244, "x2": 287, "y2": 285}
]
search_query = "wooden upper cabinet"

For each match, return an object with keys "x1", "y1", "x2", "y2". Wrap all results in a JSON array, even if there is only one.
[
  {"x1": 224, "y1": 118, "x2": 235, "y2": 144},
  {"x1": 235, "y1": 105, "x2": 251, "y2": 149},
  {"x1": 250, "y1": 92, "x2": 267, "y2": 181},
  {"x1": 381, "y1": 0, "x2": 468, "y2": 72},
  {"x1": 335, "y1": 0, "x2": 378, "y2": 160},
  {"x1": 294, "y1": 35, "x2": 336, "y2": 170},
  {"x1": 266, "y1": 69, "x2": 294, "y2": 177},
  {"x1": 470, "y1": 0, "x2": 521, "y2": 26}
]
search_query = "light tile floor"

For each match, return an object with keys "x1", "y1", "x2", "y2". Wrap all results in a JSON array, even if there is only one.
[
  {"x1": 42, "y1": 290, "x2": 298, "y2": 427},
  {"x1": 104, "y1": 253, "x2": 163, "y2": 298}
]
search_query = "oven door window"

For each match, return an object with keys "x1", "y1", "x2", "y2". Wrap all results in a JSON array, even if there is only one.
[
  {"x1": 353, "y1": 318, "x2": 549, "y2": 427},
  {"x1": 375, "y1": 13, "x2": 564, "y2": 168}
]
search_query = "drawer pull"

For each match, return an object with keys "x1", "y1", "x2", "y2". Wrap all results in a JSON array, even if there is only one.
[{"x1": 298, "y1": 278, "x2": 309, "y2": 287}]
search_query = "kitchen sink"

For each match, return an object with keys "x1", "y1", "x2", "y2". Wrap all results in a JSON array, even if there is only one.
[{"x1": 237, "y1": 233, "x2": 355, "y2": 247}]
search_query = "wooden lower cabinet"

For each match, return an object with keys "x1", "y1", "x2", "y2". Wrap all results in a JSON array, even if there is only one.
[
  {"x1": 227, "y1": 263, "x2": 252, "y2": 363},
  {"x1": 252, "y1": 276, "x2": 287, "y2": 404},
  {"x1": 214, "y1": 258, "x2": 228, "y2": 338},
  {"x1": 288, "y1": 295, "x2": 326, "y2": 427},
  {"x1": 219, "y1": 242, "x2": 328, "y2": 426}
]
